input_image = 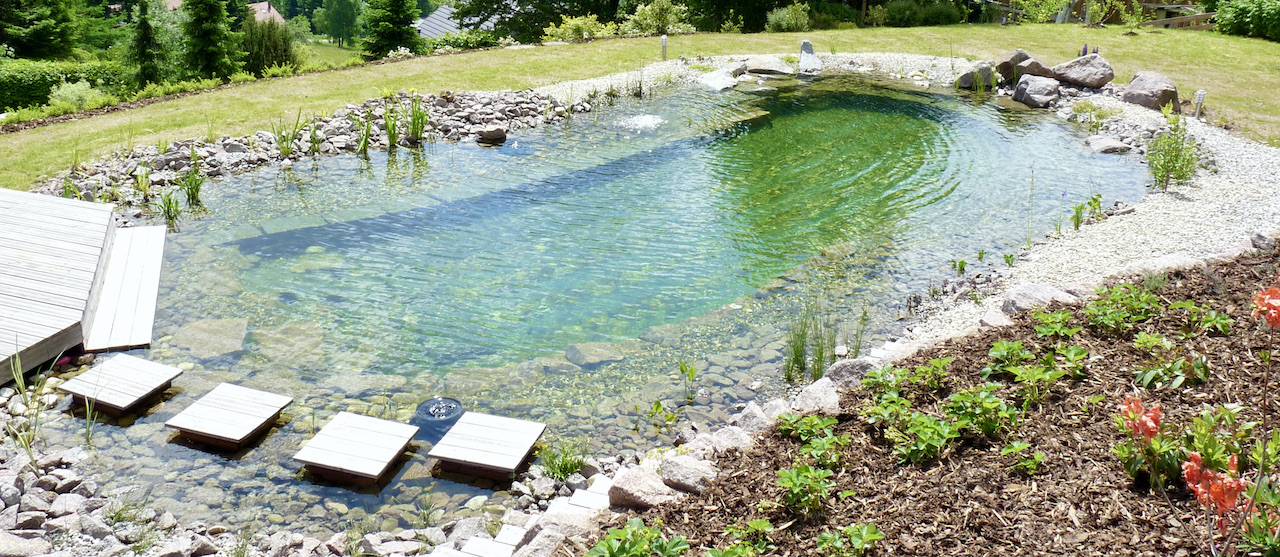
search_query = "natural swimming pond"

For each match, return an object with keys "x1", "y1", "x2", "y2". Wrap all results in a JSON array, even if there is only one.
[{"x1": 44, "y1": 73, "x2": 1151, "y2": 534}]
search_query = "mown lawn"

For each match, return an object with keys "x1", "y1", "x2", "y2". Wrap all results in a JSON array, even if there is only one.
[
  {"x1": 303, "y1": 41, "x2": 361, "y2": 66},
  {"x1": 3, "y1": 24, "x2": 1278, "y2": 191}
]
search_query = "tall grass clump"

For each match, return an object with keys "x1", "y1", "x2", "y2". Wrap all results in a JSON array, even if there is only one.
[
  {"x1": 353, "y1": 113, "x2": 373, "y2": 156},
  {"x1": 537, "y1": 437, "x2": 589, "y2": 480},
  {"x1": 407, "y1": 98, "x2": 429, "y2": 144},
  {"x1": 157, "y1": 191, "x2": 182, "y2": 231},
  {"x1": 785, "y1": 309, "x2": 811, "y2": 383},
  {"x1": 385, "y1": 98, "x2": 401, "y2": 147},
  {"x1": 272, "y1": 110, "x2": 304, "y2": 158},
  {"x1": 810, "y1": 317, "x2": 838, "y2": 381},
  {"x1": 1148, "y1": 104, "x2": 1198, "y2": 190}
]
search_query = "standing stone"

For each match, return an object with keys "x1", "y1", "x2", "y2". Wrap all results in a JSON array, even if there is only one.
[
  {"x1": 798, "y1": 40, "x2": 823, "y2": 74},
  {"x1": 1012, "y1": 75, "x2": 1061, "y2": 109},
  {"x1": 1052, "y1": 54, "x2": 1114, "y2": 88},
  {"x1": 994, "y1": 49, "x2": 1033, "y2": 83},
  {"x1": 1122, "y1": 71, "x2": 1180, "y2": 113}
]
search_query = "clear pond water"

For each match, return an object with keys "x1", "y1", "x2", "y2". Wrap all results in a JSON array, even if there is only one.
[{"x1": 42, "y1": 73, "x2": 1151, "y2": 535}]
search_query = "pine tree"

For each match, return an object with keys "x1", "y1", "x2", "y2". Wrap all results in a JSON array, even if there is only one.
[
  {"x1": 128, "y1": 0, "x2": 162, "y2": 86},
  {"x1": 182, "y1": 0, "x2": 241, "y2": 78},
  {"x1": 362, "y1": 0, "x2": 421, "y2": 59},
  {"x1": 0, "y1": 0, "x2": 77, "y2": 59},
  {"x1": 241, "y1": 15, "x2": 296, "y2": 76},
  {"x1": 226, "y1": 0, "x2": 248, "y2": 30}
]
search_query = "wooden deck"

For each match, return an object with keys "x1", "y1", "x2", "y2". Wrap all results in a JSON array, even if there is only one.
[
  {"x1": 83, "y1": 226, "x2": 167, "y2": 352},
  {"x1": 0, "y1": 188, "x2": 114, "y2": 373},
  {"x1": 294, "y1": 412, "x2": 419, "y2": 485},
  {"x1": 57, "y1": 353, "x2": 183, "y2": 415},
  {"x1": 165, "y1": 383, "x2": 293, "y2": 450},
  {"x1": 427, "y1": 412, "x2": 546, "y2": 480}
]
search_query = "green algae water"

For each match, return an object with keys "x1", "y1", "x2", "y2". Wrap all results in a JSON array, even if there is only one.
[{"x1": 43, "y1": 74, "x2": 1151, "y2": 535}]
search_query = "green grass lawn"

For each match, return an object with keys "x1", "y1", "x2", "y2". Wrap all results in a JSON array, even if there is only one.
[
  {"x1": 4, "y1": 24, "x2": 1279, "y2": 191},
  {"x1": 304, "y1": 41, "x2": 361, "y2": 66}
]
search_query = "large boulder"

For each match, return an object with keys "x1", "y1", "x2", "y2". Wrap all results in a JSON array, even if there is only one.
[
  {"x1": 1052, "y1": 54, "x2": 1114, "y2": 88},
  {"x1": 744, "y1": 56, "x2": 795, "y2": 75},
  {"x1": 994, "y1": 49, "x2": 1033, "y2": 83},
  {"x1": 1087, "y1": 135, "x2": 1132, "y2": 154},
  {"x1": 1123, "y1": 71, "x2": 1180, "y2": 113},
  {"x1": 823, "y1": 358, "x2": 876, "y2": 388},
  {"x1": 1001, "y1": 283, "x2": 1079, "y2": 315},
  {"x1": 956, "y1": 62, "x2": 995, "y2": 90},
  {"x1": 697, "y1": 69, "x2": 737, "y2": 91},
  {"x1": 791, "y1": 376, "x2": 841, "y2": 415},
  {"x1": 608, "y1": 466, "x2": 680, "y2": 509},
  {"x1": 0, "y1": 532, "x2": 51, "y2": 557},
  {"x1": 657, "y1": 455, "x2": 718, "y2": 493},
  {"x1": 565, "y1": 343, "x2": 624, "y2": 368},
  {"x1": 799, "y1": 40, "x2": 823, "y2": 74},
  {"x1": 1012, "y1": 75, "x2": 1060, "y2": 108},
  {"x1": 1017, "y1": 57, "x2": 1056, "y2": 79}
]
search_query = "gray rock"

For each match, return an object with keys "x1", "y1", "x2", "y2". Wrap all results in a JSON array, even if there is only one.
[
  {"x1": 1052, "y1": 54, "x2": 1114, "y2": 88},
  {"x1": 579, "y1": 458, "x2": 603, "y2": 478},
  {"x1": 1252, "y1": 232, "x2": 1276, "y2": 251},
  {"x1": 791, "y1": 377, "x2": 841, "y2": 415},
  {"x1": 17, "y1": 494, "x2": 49, "y2": 514},
  {"x1": 657, "y1": 455, "x2": 717, "y2": 493},
  {"x1": 529, "y1": 477, "x2": 557, "y2": 499},
  {"x1": 80, "y1": 515, "x2": 113, "y2": 539},
  {"x1": 521, "y1": 506, "x2": 603, "y2": 543},
  {"x1": 1012, "y1": 75, "x2": 1060, "y2": 109},
  {"x1": 762, "y1": 398, "x2": 790, "y2": 419},
  {"x1": 1017, "y1": 57, "x2": 1056, "y2": 79},
  {"x1": 0, "y1": 531, "x2": 50, "y2": 557},
  {"x1": 1123, "y1": 71, "x2": 1179, "y2": 113},
  {"x1": 799, "y1": 40, "x2": 823, "y2": 74},
  {"x1": 697, "y1": 69, "x2": 738, "y2": 91},
  {"x1": 0, "y1": 484, "x2": 19, "y2": 508},
  {"x1": 744, "y1": 55, "x2": 795, "y2": 75},
  {"x1": 445, "y1": 516, "x2": 491, "y2": 548},
  {"x1": 1001, "y1": 283, "x2": 1079, "y2": 315},
  {"x1": 1117, "y1": 254, "x2": 1205, "y2": 276},
  {"x1": 221, "y1": 142, "x2": 248, "y2": 154},
  {"x1": 824, "y1": 358, "x2": 875, "y2": 388},
  {"x1": 994, "y1": 49, "x2": 1033, "y2": 83},
  {"x1": 980, "y1": 308, "x2": 1015, "y2": 328},
  {"x1": 477, "y1": 125, "x2": 507, "y2": 144},
  {"x1": 157, "y1": 511, "x2": 178, "y2": 530},
  {"x1": 376, "y1": 540, "x2": 423, "y2": 555},
  {"x1": 48, "y1": 493, "x2": 84, "y2": 517},
  {"x1": 13, "y1": 512, "x2": 44, "y2": 530},
  {"x1": 710, "y1": 426, "x2": 753, "y2": 453},
  {"x1": 608, "y1": 466, "x2": 680, "y2": 509},
  {"x1": 727, "y1": 402, "x2": 772, "y2": 435},
  {"x1": 1087, "y1": 135, "x2": 1132, "y2": 154},
  {"x1": 0, "y1": 507, "x2": 15, "y2": 531},
  {"x1": 191, "y1": 535, "x2": 218, "y2": 557},
  {"x1": 513, "y1": 530, "x2": 565, "y2": 557},
  {"x1": 956, "y1": 62, "x2": 995, "y2": 90},
  {"x1": 43, "y1": 513, "x2": 80, "y2": 534},
  {"x1": 565, "y1": 472, "x2": 588, "y2": 492},
  {"x1": 565, "y1": 343, "x2": 624, "y2": 368},
  {"x1": 171, "y1": 318, "x2": 248, "y2": 359}
]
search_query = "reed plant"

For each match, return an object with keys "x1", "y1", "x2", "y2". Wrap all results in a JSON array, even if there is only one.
[
  {"x1": 406, "y1": 99, "x2": 429, "y2": 144},
  {"x1": 811, "y1": 317, "x2": 838, "y2": 381},
  {"x1": 384, "y1": 99, "x2": 401, "y2": 148},
  {"x1": 308, "y1": 124, "x2": 322, "y2": 154},
  {"x1": 850, "y1": 309, "x2": 870, "y2": 358},
  {"x1": 354, "y1": 113, "x2": 372, "y2": 156},
  {"x1": 157, "y1": 191, "x2": 182, "y2": 231},
  {"x1": 179, "y1": 156, "x2": 204, "y2": 211},
  {"x1": 272, "y1": 110, "x2": 304, "y2": 158},
  {"x1": 133, "y1": 164, "x2": 152, "y2": 202},
  {"x1": 785, "y1": 310, "x2": 810, "y2": 384}
]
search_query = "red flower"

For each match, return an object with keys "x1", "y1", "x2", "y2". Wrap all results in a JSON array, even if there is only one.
[
  {"x1": 1183, "y1": 452, "x2": 1252, "y2": 534},
  {"x1": 1255, "y1": 284, "x2": 1280, "y2": 330},
  {"x1": 1120, "y1": 397, "x2": 1162, "y2": 441}
]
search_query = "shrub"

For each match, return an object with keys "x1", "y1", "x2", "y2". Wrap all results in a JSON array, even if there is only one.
[
  {"x1": 0, "y1": 59, "x2": 131, "y2": 110},
  {"x1": 884, "y1": 0, "x2": 921, "y2": 26},
  {"x1": 536, "y1": 437, "x2": 589, "y2": 481},
  {"x1": 242, "y1": 16, "x2": 300, "y2": 78},
  {"x1": 541, "y1": 14, "x2": 618, "y2": 41},
  {"x1": 131, "y1": 78, "x2": 223, "y2": 101},
  {"x1": 47, "y1": 80, "x2": 117, "y2": 111},
  {"x1": 1148, "y1": 105, "x2": 1198, "y2": 190},
  {"x1": 1217, "y1": 0, "x2": 1280, "y2": 40},
  {"x1": 765, "y1": 2, "x2": 812, "y2": 32},
  {"x1": 425, "y1": 29, "x2": 501, "y2": 51},
  {"x1": 918, "y1": 2, "x2": 963, "y2": 24},
  {"x1": 811, "y1": 1, "x2": 860, "y2": 28},
  {"x1": 621, "y1": 0, "x2": 695, "y2": 34},
  {"x1": 227, "y1": 71, "x2": 257, "y2": 83},
  {"x1": 866, "y1": 4, "x2": 888, "y2": 25}
]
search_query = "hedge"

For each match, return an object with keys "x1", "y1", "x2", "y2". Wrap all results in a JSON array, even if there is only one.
[
  {"x1": 1216, "y1": 0, "x2": 1280, "y2": 41},
  {"x1": 0, "y1": 59, "x2": 132, "y2": 111}
]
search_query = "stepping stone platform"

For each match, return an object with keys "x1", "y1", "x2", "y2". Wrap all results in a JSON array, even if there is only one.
[
  {"x1": 294, "y1": 412, "x2": 419, "y2": 485},
  {"x1": 427, "y1": 411, "x2": 545, "y2": 481},
  {"x1": 165, "y1": 383, "x2": 293, "y2": 450},
  {"x1": 57, "y1": 353, "x2": 182, "y2": 416}
]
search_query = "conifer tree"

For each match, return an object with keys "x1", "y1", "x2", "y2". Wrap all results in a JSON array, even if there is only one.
[
  {"x1": 182, "y1": 0, "x2": 241, "y2": 78},
  {"x1": 128, "y1": 0, "x2": 162, "y2": 86},
  {"x1": 362, "y1": 0, "x2": 421, "y2": 59},
  {"x1": 0, "y1": 0, "x2": 77, "y2": 59}
]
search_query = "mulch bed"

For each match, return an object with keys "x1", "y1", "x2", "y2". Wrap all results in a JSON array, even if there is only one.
[{"x1": 595, "y1": 247, "x2": 1280, "y2": 556}]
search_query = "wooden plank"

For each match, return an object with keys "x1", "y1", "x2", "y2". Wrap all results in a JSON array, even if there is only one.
[
  {"x1": 0, "y1": 305, "x2": 78, "y2": 331},
  {"x1": 453, "y1": 412, "x2": 548, "y2": 436},
  {"x1": 0, "y1": 211, "x2": 112, "y2": 238},
  {"x1": 0, "y1": 264, "x2": 95, "y2": 291},
  {"x1": 84, "y1": 226, "x2": 166, "y2": 352},
  {"x1": 57, "y1": 354, "x2": 182, "y2": 413},
  {"x1": 121, "y1": 227, "x2": 165, "y2": 346},
  {"x1": 165, "y1": 383, "x2": 293, "y2": 445},
  {"x1": 0, "y1": 296, "x2": 84, "y2": 322},
  {"x1": 293, "y1": 412, "x2": 418, "y2": 481},
  {"x1": 0, "y1": 242, "x2": 102, "y2": 270},
  {"x1": 0, "y1": 230, "x2": 103, "y2": 256},
  {"x1": 428, "y1": 444, "x2": 526, "y2": 473},
  {"x1": 427, "y1": 428, "x2": 536, "y2": 457},
  {"x1": 0, "y1": 251, "x2": 98, "y2": 282},
  {"x1": 0, "y1": 190, "x2": 115, "y2": 216}
]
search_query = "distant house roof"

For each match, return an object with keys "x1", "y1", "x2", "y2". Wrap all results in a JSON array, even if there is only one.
[
  {"x1": 413, "y1": 5, "x2": 494, "y2": 38},
  {"x1": 248, "y1": 1, "x2": 286, "y2": 23},
  {"x1": 163, "y1": 0, "x2": 182, "y2": 10}
]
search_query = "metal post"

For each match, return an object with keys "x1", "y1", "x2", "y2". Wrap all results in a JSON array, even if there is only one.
[
  {"x1": 661, "y1": 35, "x2": 667, "y2": 61},
  {"x1": 1194, "y1": 90, "x2": 1206, "y2": 119}
]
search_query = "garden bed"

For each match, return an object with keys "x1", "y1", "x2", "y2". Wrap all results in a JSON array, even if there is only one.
[{"x1": 610, "y1": 246, "x2": 1280, "y2": 556}]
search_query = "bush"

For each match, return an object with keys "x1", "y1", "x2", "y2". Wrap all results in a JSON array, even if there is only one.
[
  {"x1": 866, "y1": 4, "x2": 889, "y2": 24},
  {"x1": 426, "y1": 29, "x2": 502, "y2": 51},
  {"x1": 242, "y1": 17, "x2": 299, "y2": 78},
  {"x1": 765, "y1": 2, "x2": 812, "y2": 31},
  {"x1": 227, "y1": 71, "x2": 257, "y2": 83},
  {"x1": 884, "y1": 0, "x2": 922, "y2": 26},
  {"x1": 131, "y1": 78, "x2": 223, "y2": 101},
  {"x1": 620, "y1": 0, "x2": 695, "y2": 34},
  {"x1": 47, "y1": 80, "x2": 116, "y2": 111},
  {"x1": 1148, "y1": 107, "x2": 1198, "y2": 190},
  {"x1": 0, "y1": 59, "x2": 131, "y2": 111},
  {"x1": 1216, "y1": 0, "x2": 1280, "y2": 41},
  {"x1": 811, "y1": 1, "x2": 860, "y2": 28},
  {"x1": 919, "y1": 2, "x2": 963, "y2": 24},
  {"x1": 541, "y1": 14, "x2": 618, "y2": 41}
]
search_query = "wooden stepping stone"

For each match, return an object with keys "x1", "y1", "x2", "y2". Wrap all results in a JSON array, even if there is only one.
[
  {"x1": 57, "y1": 353, "x2": 182, "y2": 416},
  {"x1": 165, "y1": 383, "x2": 293, "y2": 450},
  {"x1": 427, "y1": 411, "x2": 546, "y2": 481},
  {"x1": 294, "y1": 412, "x2": 419, "y2": 485}
]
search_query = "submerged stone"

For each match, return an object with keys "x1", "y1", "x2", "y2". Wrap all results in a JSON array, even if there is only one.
[{"x1": 171, "y1": 318, "x2": 248, "y2": 359}]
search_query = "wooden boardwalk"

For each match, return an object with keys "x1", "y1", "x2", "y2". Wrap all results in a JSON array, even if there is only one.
[
  {"x1": 294, "y1": 412, "x2": 419, "y2": 485},
  {"x1": 57, "y1": 353, "x2": 183, "y2": 415},
  {"x1": 83, "y1": 226, "x2": 167, "y2": 352},
  {"x1": 166, "y1": 383, "x2": 293, "y2": 450},
  {"x1": 427, "y1": 412, "x2": 546, "y2": 480},
  {"x1": 0, "y1": 188, "x2": 114, "y2": 373},
  {"x1": 0, "y1": 188, "x2": 167, "y2": 375}
]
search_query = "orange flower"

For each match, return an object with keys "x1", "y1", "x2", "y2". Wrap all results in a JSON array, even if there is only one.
[
  {"x1": 1255, "y1": 284, "x2": 1280, "y2": 330},
  {"x1": 1121, "y1": 397, "x2": 1163, "y2": 441},
  {"x1": 1183, "y1": 451, "x2": 1252, "y2": 534}
]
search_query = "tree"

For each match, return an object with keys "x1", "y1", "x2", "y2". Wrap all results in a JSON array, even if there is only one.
[
  {"x1": 455, "y1": 0, "x2": 619, "y2": 43},
  {"x1": 128, "y1": 0, "x2": 162, "y2": 86},
  {"x1": 226, "y1": 0, "x2": 248, "y2": 29},
  {"x1": 0, "y1": 0, "x2": 78, "y2": 59},
  {"x1": 241, "y1": 15, "x2": 297, "y2": 75},
  {"x1": 182, "y1": 0, "x2": 241, "y2": 78},
  {"x1": 683, "y1": 0, "x2": 789, "y2": 32},
  {"x1": 362, "y1": 0, "x2": 421, "y2": 58},
  {"x1": 320, "y1": 0, "x2": 358, "y2": 47}
]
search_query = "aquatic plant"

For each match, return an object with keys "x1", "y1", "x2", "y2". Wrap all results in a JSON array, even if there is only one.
[
  {"x1": 810, "y1": 317, "x2": 837, "y2": 381},
  {"x1": 157, "y1": 190, "x2": 182, "y2": 231},
  {"x1": 179, "y1": 162, "x2": 204, "y2": 210},
  {"x1": 308, "y1": 124, "x2": 322, "y2": 154},
  {"x1": 1071, "y1": 203, "x2": 1086, "y2": 230},
  {"x1": 61, "y1": 178, "x2": 81, "y2": 200},
  {"x1": 1003, "y1": 253, "x2": 1016, "y2": 267},
  {"x1": 536, "y1": 436, "x2": 589, "y2": 481},
  {"x1": 784, "y1": 311, "x2": 810, "y2": 384},
  {"x1": 355, "y1": 113, "x2": 373, "y2": 156},
  {"x1": 272, "y1": 109, "x2": 304, "y2": 158},
  {"x1": 407, "y1": 99, "x2": 430, "y2": 144},
  {"x1": 133, "y1": 164, "x2": 152, "y2": 202},
  {"x1": 679, "y1": 360, "x2": 697, "y2": 402},
  {"x1": 384, "y1": 98, "x2": 401, "y2": 147},
  {"x1": 849, "y1": 309, "x2": 870, "y2": 358}
]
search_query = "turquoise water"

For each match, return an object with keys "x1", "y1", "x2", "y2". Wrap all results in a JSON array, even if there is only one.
[{"x1": 52, "y1": 74, "x2": 1151, "y2": 534}]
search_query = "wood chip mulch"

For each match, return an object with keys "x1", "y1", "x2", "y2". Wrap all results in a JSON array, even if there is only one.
[{"x1": 591, "y1": 247, "x2": 1280, "y2": 556}]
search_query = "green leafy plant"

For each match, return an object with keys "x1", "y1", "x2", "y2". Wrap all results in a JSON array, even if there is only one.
[
  {"x1": 639, "y1": 400, "x2": 681, "y2": 432},
  {"x1": 1135, "y1": 353, "x2": 1211, "y2": 389},
  {"x1": 1070, "y1": 203, "x2": 1086, "y2": 230},
  {"x1": 1113, "y1": 396, "x2": 1184, "y2": 490},
  {"x1": 1133, "y1": 332, "x2": 1174, "y2": 354},
  {"x1": 133, "y1": 164, "x2": 152, "y2": 202},
  {"x1": 949, "y1": 259, "x2": 967, "y2": 275},
  {"x1": 908, "y1": 357, "x2": 952, "y2": 390},
  {"x1": 861, "y1": 391, "x2": 911, "y2": 432},
  {"x1": 272, "y1": 109, "x2": 304, "y2": 158},
  {"x1": 810, "y1": 316, "x2": 837, "y2": 382},
  {"x1": 1084, "y1": 284, "x2": 1162, "y2": 336},
  {"x1": 1169, "y1": 300, "x2": 1234, "y2": 337},
  {"x1": 981, "y1": 339, "x2": 1034, "y2": 378},
  {"x1": 157, "y1": 190, "x2": 182, "y2": 232},
  {"x1": 1032, "y1": 310, "x2": 1081, "y2": 339},
  {"x1": 714, "y1": 519, "x2": 775, "y2": 557},
  {"x1": 945, "y1": 383, "x2": 1019, "y2": 437},
  {"x1": 1001, "y1": 441, "x2": 1046, "y2": 475},
  {"x1": 407, "y1": 99, "x2": 430, "y2": 143},
  {"x1": 179, "y1": 167, "x2": 204, "y2": 212},
  {"x1": 384, "y1": 98, "x2": 401, "y2": 147},
  {"x1": 776, "y1": 464, "x2": 834, "y2": 518},
  {"x1": 887, "y1": 412, "x2": 959, "y2": 464},
  {"x1": 1184, "y1": 404, "x2": 1256, "y2": 473},
  {"x1": 815, "y1": 523, "x2": 883, "y2": 557},
  {"x1": 678, "y1": 360, "x2": 697, "y2": 402},
  {"x1": 353, "y1": 113, "x2": 372, "y2": 156},
  {"x1": 784, "y1": 315, "x2": 809, "y2": 384},
  {"x1": 800, "y1": 433, "x2": 851, "y2": 469},
  {"x1": 1003, "y1": 253, "x2": 1016, "y2": 267},
  {"x1": 1054, "y1": 344, "x2": 1090, "y2": 378},
  {"x1": 536, "y1": 436, "x2": 589, "y2": 481},
  {"x1": 1012, "y1": 363, "x2": 1066, "y2": 405},
  {"x1": 976, "y1": 249, "x2": 986, "y2": 263},
  {"x1": 1148, "y1": 104, "x2": 1198, "y2": 190},
  {"x1": 778, "y1": 414, "x2": 838, "y2": 442}
]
